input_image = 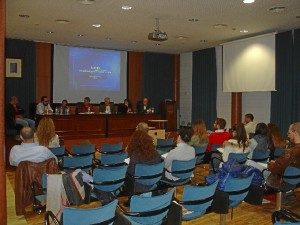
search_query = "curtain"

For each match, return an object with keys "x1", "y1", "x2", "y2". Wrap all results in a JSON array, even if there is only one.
[
  {"x1": 142, "y1": 53, "x2": 174, "y2": 111},
  {"x1": 293, "y1": 29, "x2": 300, "y2": 122},
  {"x1": 192, "y1": 48, "x2": 217, "y2": 130},
  {"x1": 5, "y1": 39, "x2": 36, "y2": 118}
]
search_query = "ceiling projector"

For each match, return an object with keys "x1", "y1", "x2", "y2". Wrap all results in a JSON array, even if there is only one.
[{"x1": 148, "y1": 18, "x2": 168, "y2": 42}]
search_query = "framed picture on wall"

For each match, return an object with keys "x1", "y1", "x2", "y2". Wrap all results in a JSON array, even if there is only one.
[{"x1": 6, "y1": 58, "x2": 22, "y2": 78}]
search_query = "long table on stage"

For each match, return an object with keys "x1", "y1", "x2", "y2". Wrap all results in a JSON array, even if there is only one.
[{"x1": 45, "y1": 113, "x2": 160, "y2": 139}]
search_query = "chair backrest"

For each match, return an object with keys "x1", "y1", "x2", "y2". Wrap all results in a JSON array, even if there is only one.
[
  {"x1": 100, "y1": 152, "x2": 128, "y2": 167},
  {"x1": 211, "y1": 144, "x2": 222, "y2": 153},
  {"x1": 181, "y1": 180, "x2": 218, "y2": 220},
  {"x1": 134, "y1": 161, "x2": 165, "y2": 186},
  {"x1": 156, "y1": 138, "x2": 174, "y2": 154},
  {"x1": 49, "y1": 146, "x2": 65, "y2": 160},
  {"x1": 193, "y1": 145, "x2": 207, "y2": 164},
  {"x1": 251, "y1": 150, "x2": 270, "y2": 163},
  {"x1": 71, "y1": 144, "x2": 95, "y2": 155},
  {"x1": 63, "y1": 155, "x2": 93, "y2": 173},
  {"x1": 223, "y1": 173, "x2": 254, "y2": 208},
  {"x1": 62, "y1": 199, "x2": 118, "y2": 225},
  {"x1": 282, "y1": 166, "x2": 300, "y2": 186},
  {"x1": 101, "y1": 142, "x2": 123, "y2": 153},
  {"x1": 171, "y1": 158, "x2": 196, "y2": 180},
  {"x1": 228, "y1": 152, "x2": 248, "y2": 164},
  {"x1": 128, "y1": 188, "x2": 175, "y2": 225},
  {"x1": 92, "y1": 165, "x2": 128, "y2": 192},
  {"x1": 274, "y1": 147, "x2": 286, "y2": 159}
]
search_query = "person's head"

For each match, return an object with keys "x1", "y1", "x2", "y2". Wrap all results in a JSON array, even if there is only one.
[
  {"x1": 136, "y1": 122, "x2": 149, "y2": 132},
  {"x1": 61, "y1": 99, "x2": 68, "y2": 108},
  {"x1": 244, "y1": 113, "x2": 254, "y2": 124},
  {"x1": 83, "y1": 97, "x2": 91, "y2": 107},
  {"x1": 214, "y1": 118, "x2": 226, "y2": 130},
  {"x1": 235, "y1": 123, "x2": 248, "y2": 149},
  {"x1": 104, "y1": 97, "x2": 110, "y2": 106},
  {"x1": 127, "y1": 130, "x2": 156, "y2": 161},
  {"x1": 10, "y1": 96, "x2": 19, "y2": 105},
  {"x1": 177, "y1": 127, "x2": 193, "y2": 143},
  {"x1": 288, "y1": 122, "x2": 300, "y2": 144},
  {"x1": 41, "y1": 96, "x2": 49, "y2": 106},
  {"x1": 192, "y1": 119, "x2": 207, "y2": 139},
  {"x1": 20, "y1": 126, "x2": 34, "y2": 143},
  {"x1": 255, "y1": 123, "x2": 268, "y2": 136},
  {"x1": 142, "y1": 98, "x2": 148, "y2": 106},
  {"x1": 230, "y1": 125, "x2": 237, "y2": 139},
  {"x1": 36, "y1": 117, "x2": 56, "y2": 147},
  {"x1": 124, "y1": 99, "x2": 129, "y2": 106}
]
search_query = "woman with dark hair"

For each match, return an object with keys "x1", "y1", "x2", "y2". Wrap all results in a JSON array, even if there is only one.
[
  {"x1": 248, "y1": 122, "x2": 270, "y2": 159},
  {"x1": 164, "y1": 127, "x2": 195, "y2": 181},
  {"x1": 221, "y1": 123, "x2": 251, "y2": 162},
  {"x1": 268, "y1": 123, "x2": 287, "y2": 159},
  {"x1": 125, "y1": 130, "x2": 162, "y2": 193},
  {"x1": 189, "y1": 119, "x2": 208, "y2": 147}
]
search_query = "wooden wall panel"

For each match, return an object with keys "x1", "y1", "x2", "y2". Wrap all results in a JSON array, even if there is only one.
[
  {"x1": 36, "y1": 43, "x2": 52, "y2": 102},
  {"x1": 128, "y1": 52, "x2": 143, "y2": 111},
  {"x1": 0, "y1": 0, "x2": 7, "y2": 223}
]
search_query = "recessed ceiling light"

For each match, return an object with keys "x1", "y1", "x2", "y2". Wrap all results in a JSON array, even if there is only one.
[
  {"x1": 92, "y1": 24, "x2": 101, "y2": 28},
  {"x1": 131, "y1": 41, "x2": 137, "y2": 43},
  {"x1": 77, "y1": 0, "x2": 95, "y2": 5},
  {"x1": 240, "y1": 29, "x2": 249, "y2": 33},
  {"x1": 47, "y1": 31, "x2": 54, "y2": 34},
  {"x1": 105, "y1": 37, "x2": 111, "y2": 40},
  {"x1": 19, "y1": 14, "x2": 30, "y2": 18},
  {"x1": 55, "y1": 19, "x2": 70, "y2": 24},
  {"x1": 214, "y1": 24, "x2": 228, "y2": 29},
  {"x1": 155, "y1": 43, "x2": 160, "y2": 46},
  {"x1": 268, "y1": 6, "x2": 286, "y2": 13},
  {"x1": 122, "y1": 6, "x2": 132, "y2": 10},
  {"x1": 243, "y1": 0, "x2": 255, "y2": 4},
  {"x1": 176, "y1": 36, "x2": 187, "y2": 40},
  {"x1": 188, "y1": 18, "x2": 199, "y2": 22},
  {"x1": 200, "y1": 40, "x2": 208, "y2": 42},
  {"x1": 77, "y1": 34, "x2": 84, "y2": 37}
]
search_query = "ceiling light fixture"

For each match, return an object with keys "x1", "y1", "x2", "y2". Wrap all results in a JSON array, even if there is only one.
[
  {"x1": 188, "y1": 18, "x2": 199, "y2": 22},
  {"x1": 92, "y1": 24, "x2": 101, "y2": 28},
  {"x1": 268, "y1": 6, "x2": 286, "y2": 13},
  {"x1": 122, "y1": 6, "x2": 132, "y2": 10},
  {"x1": 77, "y1": 34, "x2": 84, "y2": 37},
  {"x1": 214, "y1": 24, "x2": 228, "y2": 29},
  {"x1": 131, "y1": 41, "x2": 137, "y2": 43},
  {"x1": 77, "y1": 0, "x2": 95, "y2": 5},
  {"x1": 240, "y1": 29, "x2": 249, "y2": 33},
  {"x1": 243, "y1": 0, "x2": 255, "y2": 4},
  {"x1": 47, "y1": 31, "x2": 54, "y2": 34},
  {"x1": 55, "y1": 19, "x2": 70, "y2": 24},
  {"x1": 19, "y1": 14, "x2": 30, "y2": 18},
  {"x1": 105, "y1": 37, "x2": 111, "y2": 40}
]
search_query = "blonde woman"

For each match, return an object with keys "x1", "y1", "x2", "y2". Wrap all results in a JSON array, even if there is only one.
[
  {"x1": 189, "y1": 119, "x2": 208, "y2": 147},
  {"x1": 35, "y1": 117, "x2": 60, "y2": 148}
]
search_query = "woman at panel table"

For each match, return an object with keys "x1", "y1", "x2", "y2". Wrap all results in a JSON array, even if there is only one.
[
  {"x1": 125, "y1": 130, "x2": 162, "y2": 193},
  {"x1": 34, "y1": 117, "x2": 60, "y2": 148},
  {"x1": 119, "y1": 98, "x2": 132, "y2": 114},
  {"x1": 188, "y1": 119, "x2": 208, "y2": 147}
]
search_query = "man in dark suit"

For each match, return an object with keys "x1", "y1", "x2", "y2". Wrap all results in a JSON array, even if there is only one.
[
  {"x1": 99, "y1": 97, "x2": 115, "y2": 114},
  {"x1": 137, "y1": 97, "x2": 150, "y2": 113}
]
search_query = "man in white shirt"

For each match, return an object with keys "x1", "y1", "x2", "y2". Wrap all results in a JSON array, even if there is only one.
[
  {"x1": 244, "y1": 113, "x2": 257, "y2": 135},
  {"x1": 9, "y1": 126, "x2": 57, "y2": 166},
  {"x1": 36, "y1": 96, "x2": 53, "y2": 115}
]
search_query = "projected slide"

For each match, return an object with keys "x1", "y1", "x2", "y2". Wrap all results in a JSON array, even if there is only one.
[{"x1": 69, "y1": 48, "x2": 121, "y2": 91}]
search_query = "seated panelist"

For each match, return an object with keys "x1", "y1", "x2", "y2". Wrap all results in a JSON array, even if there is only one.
[
  {"x1": 119, "y1": 99, "x2": 132, "y2": 114},
  {"x1": 36, "y1": 96, "x2": 53, "y2": 115},
  {"x1": 137, "y1": 97, "x2": 151, "y2": 113},
  {"x1": 78, "y1": 97, "x2": 94, "y2": 113},
  {"x1": 99, "y1": 97, "x2": 115, "y2": 114}
]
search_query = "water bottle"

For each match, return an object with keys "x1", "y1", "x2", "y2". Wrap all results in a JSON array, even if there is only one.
[
  {"x1": 55, "y1": 107, "x2": 59, "y2": 114},
  {"x1": 151, "y1": 107, "x2": 154, "y2": 113},
  {"x1": 66, "y1": 107, "x2": 69, "y2": 114},
  {"x1": 88, "y1": 107, "x2": 90, "y2": 113}
]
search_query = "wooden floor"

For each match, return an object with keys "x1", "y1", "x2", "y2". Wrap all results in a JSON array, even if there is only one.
[{"x1": 6, "y1": 137, "x2": 300, "y2": 225}]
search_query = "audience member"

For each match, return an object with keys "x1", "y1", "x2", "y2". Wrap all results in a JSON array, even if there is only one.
[
  {"x1": 78, "y1": 97, "x2": 94, "y2": 113},
  {"x1": 136, "y1": 122, "x2": 149, "y2": 132},
  {"x1": 248, "y1": 122, "x2": 269, "y2": 159},
  {"x1": 119, "y1": 99, "x2": 132, "y2": 114},
  {"x1": 36, "y1": 96, "x2": 53, "y2": 115},
  {"x1": 163, "y1": 127, "x2": 195, "y2": 181},
  {"x1": 35, "y1": 117, "x2": 60, "y2": 148},
  {"x1": 206, "y1": 118, "x2": 231, "y2": 152},
  {"x1": 188, "y1": 119, "x2": 208, "y2": 147},
  {"x1": 6, "y1": 96, "x2": 36, "y2": 131},
  {"x1": 9, "y1": 126, "x2": 57, "y2": 166},
  {"x1": 244, "y1": 113, "x2": 257, "y2": 135},
  {"x1": 268, "y1": 123, "x2": 287, "y2": 160},
  {"x1": 125, "y1": 130, "x2": 162, "y2": 193},
  {"x1": 229, "y1": 125, "x2": 238, "y2": 139},
  {"x1": 137, "y1": 97, "x2": 150, "y2": 113},
  {"x1": 99, "y1": 97, "x2": 114, "y2": 114}
]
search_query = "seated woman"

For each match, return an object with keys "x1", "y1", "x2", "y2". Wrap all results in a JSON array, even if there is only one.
[
  {"x1": 163, "y1": 127, "x2": 195, "y2": 181},
  {"x1": 119, "y1": 99, "x2": 132, "y2": 114},
  {"x1": 248, "y1": 123, "x2": 270, "y2": 159},
  {"x1": 268, "y1": 123, "x2": 287, "y2": 159},
  {"x1": 188, "y1": 119, "x2": 208, "y2": 147},
  {"x1": 125, "y1": 130, "x2": 162, "y2": 193},
  {"x1": 35, "y1": 117, "x2": 60, "y2": 148}
]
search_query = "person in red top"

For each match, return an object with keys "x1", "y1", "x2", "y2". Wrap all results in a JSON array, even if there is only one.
[
  {"x1": 78, "y1": 97, "x2": 94, "y2": 113},
  {"x1": 207, "y1": 118, "x2": 231, "y2": 152}
]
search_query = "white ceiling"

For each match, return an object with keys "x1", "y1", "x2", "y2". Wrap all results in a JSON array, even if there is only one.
[{"x1": 6, "y1": 0, "x2": 300, "y2": 54}]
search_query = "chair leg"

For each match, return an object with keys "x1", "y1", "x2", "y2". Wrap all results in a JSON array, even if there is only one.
[
  {"x1": 220, "y1": 214, "x2": 226, "y2": 225},
  {"x1": 276, "y1": 192, "x2": 282, "y2": 211}
]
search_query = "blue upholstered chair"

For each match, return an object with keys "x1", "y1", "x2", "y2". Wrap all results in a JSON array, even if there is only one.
[
  {"x1": 193, "y1": 145, "x2": 207, "y2": 165},
  {"x1": 156, "y1": 138, "x2": 174, "y2": 155},
  {"x1": 97, "y1": 142, "x2": 127, "y2": 167},
  {"x1": 101, "y1": 142, "x2": 123, "y2": 153},
  {"x1": 62, "y1": 155, "x2": 94, "y2": 173},
  {"x1": 49, "y1": 145, "x2": 65, "y2": 161},
  {"x1": 274, "y1": 147, "x2": 286, "y2": 159},
  {"x1": 272, "y1": 209, "x2": 300, "y2": 224},
  {"x1": 178, "y1": 180, "x2": 218, "y2": 220},
  {"x1": 45, "y1": 199, "x2": 118, "y2": 225},
  {"x1": 251, "y1": 149, "x2": 270, "y2": 163},
  {"x1": 119, "y1": 188, "x2": 175, "y2": 225}
]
